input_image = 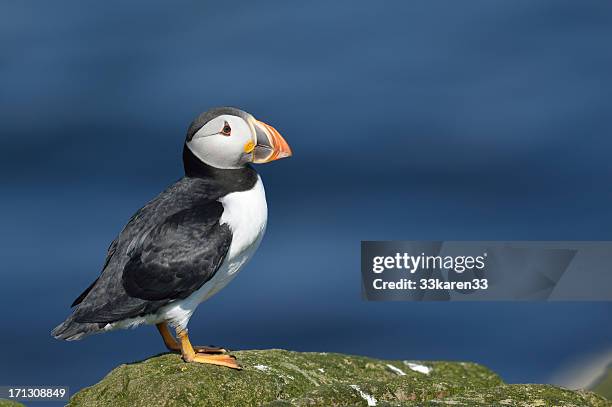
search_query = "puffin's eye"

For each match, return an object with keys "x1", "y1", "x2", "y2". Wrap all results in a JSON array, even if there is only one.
[{"x1": 221, "y1": 122, "x2": 232, "y2": 136}]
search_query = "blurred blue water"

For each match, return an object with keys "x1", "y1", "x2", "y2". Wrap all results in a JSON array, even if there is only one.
[{"x1": 1, "y1": 0, "x2": 612, "y2": 403}]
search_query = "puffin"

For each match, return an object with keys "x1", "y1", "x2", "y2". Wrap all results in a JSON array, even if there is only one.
[{"x1": 52, "y1": 107, "x2": 292, "y2": 369}]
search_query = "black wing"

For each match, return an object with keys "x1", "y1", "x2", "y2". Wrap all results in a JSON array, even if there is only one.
[
  {"x1": 71, "y1": 239, "x2": 117, "y2": 306},
  {"x1": 122, "y1": 202, "x2": 232, "y2": 301},
  {"x1": 74, "y1": 201, "x2": 231, "y2": 323}
]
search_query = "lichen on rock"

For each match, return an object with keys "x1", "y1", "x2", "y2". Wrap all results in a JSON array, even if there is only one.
[
  {"x1": 68, "y1": 349, "x2": 611, "y2": 406},
  {"x1": 0, "y1": 399, "x2": 25, "y2": 407}
]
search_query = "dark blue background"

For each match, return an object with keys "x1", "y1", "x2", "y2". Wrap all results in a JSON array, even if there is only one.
[{"x1": 1, "y1": 0, "x2": 611, "y2": 401}]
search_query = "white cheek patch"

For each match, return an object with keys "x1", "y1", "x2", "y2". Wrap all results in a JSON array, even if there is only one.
[
  {"x1": 187, "y1": 115, "x2": 253, "y2": 169},
  {"x1": 187, "y1": 136, "x2": 236, "y2": 169}
]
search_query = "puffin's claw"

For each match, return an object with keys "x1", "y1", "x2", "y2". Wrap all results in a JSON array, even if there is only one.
[{"x1": 193, "y1": 345, "x2": 228, "y2": 354}]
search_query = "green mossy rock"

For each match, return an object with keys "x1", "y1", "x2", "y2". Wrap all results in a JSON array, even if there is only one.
[
  {"x1": 69, "y1": 349, "x2": 610, "y2": 406},
  {"x1": 0, "y1": 400, "x2": 25, "y2": 407}
]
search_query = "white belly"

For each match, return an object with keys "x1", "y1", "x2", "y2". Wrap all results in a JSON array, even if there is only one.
[{"x1": 156, "y1": 176, "x2": 268, "y2": 330}]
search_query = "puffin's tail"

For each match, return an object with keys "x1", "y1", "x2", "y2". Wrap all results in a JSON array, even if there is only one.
[{"x1": 52, "y1": 315, "x2": 104, "y2": 341}]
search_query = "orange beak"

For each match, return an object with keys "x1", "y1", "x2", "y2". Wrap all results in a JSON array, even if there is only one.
[{"x1": 252, "y1": 120, "x2": 292, "y2": 163}]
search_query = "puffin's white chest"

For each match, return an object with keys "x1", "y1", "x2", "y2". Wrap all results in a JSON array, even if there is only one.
[
  {"x1": 157, "y1": 176, "x2": 268, "y2": 329},
  {"x1": 219, "y1": 175, "x2": 268, "y2": 266},
  {"x1": 198, "y1": 175, "x2": 268, "y2": 299}
]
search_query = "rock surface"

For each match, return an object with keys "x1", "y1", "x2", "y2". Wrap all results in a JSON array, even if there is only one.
[
  {"x1": 592, "y1": 366, "x2": 612, "y2": 401},
  {"x1": 69, "y1": 349, "x2": 610, "y2": 406}
]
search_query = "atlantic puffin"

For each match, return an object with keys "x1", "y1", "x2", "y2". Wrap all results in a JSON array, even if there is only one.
[{"x1": 52, "y1": 107, "x2": 292, "y2": 369}]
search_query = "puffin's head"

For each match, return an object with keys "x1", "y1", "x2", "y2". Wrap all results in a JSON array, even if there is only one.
[{"x1": 185, "y1": 107, "x2": 292, "y2": 169}]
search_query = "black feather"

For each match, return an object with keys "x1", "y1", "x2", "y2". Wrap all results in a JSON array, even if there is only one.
[
  {"x1": 121, "y1": 202, "x2": 231, "y2": 301},
  {"x1": 71, "y1": 278, "x2": 98, "y2": 307}
]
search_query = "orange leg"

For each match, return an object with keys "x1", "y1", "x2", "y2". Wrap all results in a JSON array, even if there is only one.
[
  {"x1": 156, "y1": 322, "x2": 226, "y2": 354},
  {"x1": 177, "y1": 329, "x2": 241, "y2": 369}
]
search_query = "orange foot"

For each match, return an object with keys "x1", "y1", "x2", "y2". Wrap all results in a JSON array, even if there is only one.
[
  {"x1": 156, "y1": 322, "x2": 228, "y2": 354},
  {"x1": 177, "y1": 329, "x2": 241, "y2": 370}
]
